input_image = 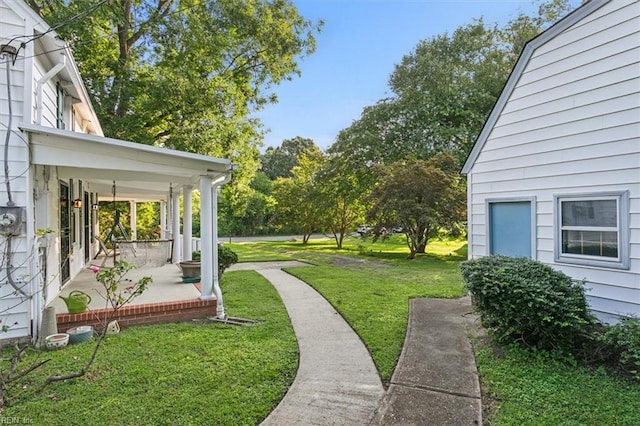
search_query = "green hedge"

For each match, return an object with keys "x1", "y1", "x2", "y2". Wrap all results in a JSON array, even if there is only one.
[{"x1": 460, "y1": 256, "x2": 593, "y2": 353}]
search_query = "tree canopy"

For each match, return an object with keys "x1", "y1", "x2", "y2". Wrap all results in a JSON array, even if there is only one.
[
  {"x1": 328, "y1": 0, "x2": 576, "y2": 182},
  {"x1": 271, "y1": 149, "x2": 325, "y2": 243},
  {"x1": 33, "y1": 0, "x2": 321, "y2": 189},
  {"x1": 261, "y1": 136, "x2": 322, "y2": 180},
  {"x1": 366, "y1": 154, "x2": 466, "y2": 259}
]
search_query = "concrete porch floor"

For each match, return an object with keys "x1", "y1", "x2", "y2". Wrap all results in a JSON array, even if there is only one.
[{"x1": 48, "y1": 261, "x2": 201, "y2": 315}]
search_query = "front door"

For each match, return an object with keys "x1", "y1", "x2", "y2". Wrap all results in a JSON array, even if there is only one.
[
  {"x1": 59, "y1": 181, "x2": 71, "y2": 284},
  {"x1": 489, "y1": 201, "x2": 532, "y2": 258}
]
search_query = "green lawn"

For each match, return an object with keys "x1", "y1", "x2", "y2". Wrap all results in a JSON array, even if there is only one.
[
  {"x1": 2, "y1": 271, "x2": 297, "y2": 426},
  {"x1": 476, "y1": 346, "x2": 640, "y2": 425},
  {"x1": 231, "y1": 236, "x2": 640, "y2": 424},
  {"x1": 4, "y1": 236, "x2": 639, "y2": 424},
  {"x1": 231, "y1": 236, "x2": 467, "y2": 381}
]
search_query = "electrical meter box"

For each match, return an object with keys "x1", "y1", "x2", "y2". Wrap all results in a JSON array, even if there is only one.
[{"x1": 0, "y1": 206, "x2": 23, "y2": 236}]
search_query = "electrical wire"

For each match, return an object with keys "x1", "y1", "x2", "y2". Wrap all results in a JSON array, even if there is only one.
[
  {"x1": 4, "y1": 236, "x2": 30, "y2": 298},
  {"x1": 5, "y1": 0, "x2": 110, "y2": 60},
  {"x1": 2, "y1": 51, "x2": 15, "y2": 207}
]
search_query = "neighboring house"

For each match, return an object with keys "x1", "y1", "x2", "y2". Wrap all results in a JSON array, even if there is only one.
[
  {"x1": 462, "y1": 0, "x2": 639, "y2": 324},
  {"x1": 0, "y1": 0, "x2": 233, "y2": 343}
]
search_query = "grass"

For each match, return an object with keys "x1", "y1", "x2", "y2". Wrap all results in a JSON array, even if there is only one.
[
  {"x1": 4, "y1": 235, "x2": 639, "y2": 424},
  {"x1": 230, "y1": 236, "x2": 467, "y2": 381},
  {"x1": 476, "y1": 345, "x2": 640, "y2": 425},
  {"x1": 230, "y1": 236, "x2": 640, "y2": 423},
  {"x1": 1, "y1": 271, "x2": 297, "y2": 425},
  {"x1": 227, "y1": 242, "x2": 293, "y2": 263}
]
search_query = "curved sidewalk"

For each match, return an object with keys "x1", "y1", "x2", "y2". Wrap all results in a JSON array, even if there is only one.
[
  {"x1": 231, "y1": 262, "x2": 482, "y2": 425},
  {"x1": 252, "y1": 264, "x2": 385, "y2": 425}
]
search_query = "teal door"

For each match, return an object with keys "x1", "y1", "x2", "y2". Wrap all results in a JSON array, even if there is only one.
[{"x1": 489, "y1": 201, "x2": 532, "y2": 258}]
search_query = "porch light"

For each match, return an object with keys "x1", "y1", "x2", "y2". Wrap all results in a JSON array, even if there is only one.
[{"x1": 73, "y1": 199, "x2": 82, "y2": 209}]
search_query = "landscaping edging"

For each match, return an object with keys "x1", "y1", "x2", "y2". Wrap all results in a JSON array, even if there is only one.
[{"x1": 56, "y1": 299, "x2": 216, "y2": 332}]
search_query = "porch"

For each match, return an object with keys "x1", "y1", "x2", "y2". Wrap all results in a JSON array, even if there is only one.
[
  {"x1": 47, "y1": 261, "x2": 215, "y2": 333},
  {"x1": 21, "y1": 124, "x2": 234, "y2": 340}
]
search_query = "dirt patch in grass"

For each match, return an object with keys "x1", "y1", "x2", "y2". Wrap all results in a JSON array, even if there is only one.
[{"x1": 331, "y1": 255, "x2": 390, "y2": 269}]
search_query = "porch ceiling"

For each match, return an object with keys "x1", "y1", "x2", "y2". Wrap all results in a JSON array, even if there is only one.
[{"x1": 21, "y1": 124, "x2": 233, "y2": 200}]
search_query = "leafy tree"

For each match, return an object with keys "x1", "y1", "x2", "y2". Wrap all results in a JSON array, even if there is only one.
[
  {"x1": 220, "y1": 172, "x2": 276, "y2": 236},
  {"x1": 316, "y1": 162, "x2": 366, "y2": 249},
  {"x1": 271, "y1": 150, "x2": 325, "y2": 243},
  {"x1": 366, "y1": 153, "x2": 465, "y2": 259},
  {"x1": 261, "y1": 136, "x2": 322, "y2": 179},
  {"x1": 328, "y1": 0, "x2": 576, "y2": 182},
  {"x1": 33, "y1": 0, "x2": 321, "y2": 215}
]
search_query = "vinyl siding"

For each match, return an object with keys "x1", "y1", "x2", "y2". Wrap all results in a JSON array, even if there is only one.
[
  {"x1": 468, "y1": 0, "x2": 640, "y2": 322},
  {"x1": 0, "y1": 0, "x2": 33, "y2": 339}
]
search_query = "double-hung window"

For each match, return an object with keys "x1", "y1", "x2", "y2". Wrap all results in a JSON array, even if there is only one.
[{"x1": 555, "y1": 192, "x2": 629, "y2": 269}]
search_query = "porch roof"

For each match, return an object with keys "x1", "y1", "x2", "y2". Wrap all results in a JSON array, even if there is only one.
[{"x1": 21, "y1": 123, "x2": 233, "y2": 200}]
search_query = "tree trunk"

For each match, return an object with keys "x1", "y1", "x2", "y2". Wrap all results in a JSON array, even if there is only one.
[{"x1": 415, "y1": 224, "x2": 429, "y2": 254}]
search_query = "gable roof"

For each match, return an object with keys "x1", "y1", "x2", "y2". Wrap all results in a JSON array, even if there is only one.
[
  {"x1": 461, "y1": 0, "x2": 611, "y2": 174},
  {"x1": 4, "y1": 0, "x2": 103, "y2": 135}
]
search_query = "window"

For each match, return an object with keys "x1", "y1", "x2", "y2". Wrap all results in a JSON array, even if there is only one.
[
  {"x1": 56, "y1": 81, "x2": 65, "y2": 129},
  {"x1": 555, "y1": 192, "x2": 629, "y2": 269}
]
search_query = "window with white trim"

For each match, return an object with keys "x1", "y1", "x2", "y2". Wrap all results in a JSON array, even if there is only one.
[{"x1": 555, "y1": 192, "x2": 629, "y2": 269}]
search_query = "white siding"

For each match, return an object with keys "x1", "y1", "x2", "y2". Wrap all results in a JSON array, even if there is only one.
[
  {"x1": 468, "y1": 0, "x2": 640, "y2": 322},
  {"x1": 0, "y1": 0, "x2": 33, "y2": 339}
]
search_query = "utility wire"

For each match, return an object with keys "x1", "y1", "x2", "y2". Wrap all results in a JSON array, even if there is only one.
[{"x1": 2, "y1": 49, "x2": 15, "y2": 207}]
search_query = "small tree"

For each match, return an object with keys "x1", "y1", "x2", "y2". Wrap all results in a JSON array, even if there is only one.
[
  {"x1": 316, "y1": 162, "x2": 367, "y2": 249},
  {"x1": 272, "y1": 150, "x2": 326, "y2": 243},
  {"x1": 366, "y1": 153, "x2": 465, "y2": 259}
]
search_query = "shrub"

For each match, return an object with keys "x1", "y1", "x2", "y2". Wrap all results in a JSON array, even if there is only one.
[
  {"x1": 601, "y1": 317, "x2": 640, "y2": 380},
  {"x1": 460, "y1": 256, "x2": 593, "y2": 353},
  {"x1": 191, "y1": 245, "x2": 238, "y2": 276},
  {"x1": 218, "y1": 245, "x2": 238, "y2": 276}
]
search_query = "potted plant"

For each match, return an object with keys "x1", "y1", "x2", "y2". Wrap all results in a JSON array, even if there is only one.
[
  {"x1": 179, "y1": 246, "x2": 238, "y2": 281},
  {"x1": 179, "y1": 251, "x2": 201, "y2": 280}
]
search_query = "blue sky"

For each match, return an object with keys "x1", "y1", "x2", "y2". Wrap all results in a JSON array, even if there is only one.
[{"x1": 254, "y1": 0, "x2": 554, "y2": 150}]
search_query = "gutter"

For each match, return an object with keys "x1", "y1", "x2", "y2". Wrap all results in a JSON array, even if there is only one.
[{"x1": 210, "y1": 171, "x2": 232, "y2": 319}]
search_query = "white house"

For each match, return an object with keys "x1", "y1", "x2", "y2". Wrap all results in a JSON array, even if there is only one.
[
  {"x1": 462, "y1": 0, "x2": 639, "y2": 323},
  {"x1": 0, "y1": 0, "x2": 233, "y2": 343}
]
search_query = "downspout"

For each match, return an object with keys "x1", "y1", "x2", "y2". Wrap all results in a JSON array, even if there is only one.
[
  {"x1": 210, "y1": 173, "x2": 232, "y2": 319},
  {"x1": 36, "y1": 53, "x2": 66, "y2": 125}
]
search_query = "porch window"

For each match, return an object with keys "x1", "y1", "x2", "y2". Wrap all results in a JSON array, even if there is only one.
[{"x1": 555, "y1": 192, "x2": 629, "y2": 269}]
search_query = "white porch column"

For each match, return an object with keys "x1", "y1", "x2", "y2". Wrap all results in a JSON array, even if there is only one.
[
  {"x1": 160, "y1": 199, "x2": 167, "y2": 239},
  {"x1": 129, "y1": 201, "x2": 137, "y2": 241},
  {"x1": 199, "y1": 176, "x2": 214, "y2": 301},
  {"x1": 171, "y1": 189, "x2": 181, "y2": 263},
  {"x1": 182, "y1": 185, "x2": 193, "y2": 261}
]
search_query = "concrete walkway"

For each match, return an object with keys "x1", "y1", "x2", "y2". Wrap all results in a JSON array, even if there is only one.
[
  {"x1": 251, "y1": 263, "x2": 385, "y2": 425},
  {"x1": 371, "y1": 297, "x2": 482, "y2": 425},
  {"x1": 231, "y1": 262, "x2": 482, "y2": 425}
]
